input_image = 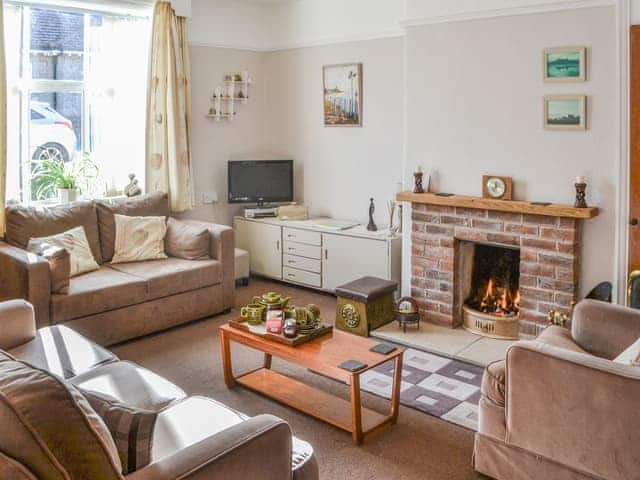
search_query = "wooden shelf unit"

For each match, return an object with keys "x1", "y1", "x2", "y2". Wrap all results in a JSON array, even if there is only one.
[{"x1": 396, "y1": 191, "x2": 598, "y2": 219}]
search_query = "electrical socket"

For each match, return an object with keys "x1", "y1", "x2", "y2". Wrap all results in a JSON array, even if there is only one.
[{"x1": 201, "y1": 192, "x2": 218, "y2": 204}]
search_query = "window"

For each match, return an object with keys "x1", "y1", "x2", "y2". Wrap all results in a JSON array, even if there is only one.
[{"x1": 4, "y1": 2, "x2": 151, "y2": 202}]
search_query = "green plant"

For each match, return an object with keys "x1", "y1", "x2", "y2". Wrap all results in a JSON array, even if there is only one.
[{"x1": 30, "y1": 153, "x2": 99, "y2": 200}]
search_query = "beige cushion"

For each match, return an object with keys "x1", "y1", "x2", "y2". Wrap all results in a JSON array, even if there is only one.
[
  {"x1": 0, "y1": 351, "x2": 122, "y2": 479},
  {"x1": 165, "y1": 217, "x2": 210, "y2": 260},
  {"x1": 96, "y1": 192, "x2": 169, "y2": 262},
  {"x1": 51, "y1": 267, "x2": 148, "y2": 323},
  {"x1": 28, "y1": 226, "x2": 100, "y2": 277},
  {"x1": 613, "y1": 337, "x2": 640, "y2": 366},
  {"x1": 111, "y1": 214, "x2": 167, "y2": 264},
  {"x1": 110, "y1": 257, "x2": 222, "y2": 300},
  {"x1": 5, "y1": 200, "x2": 103, "y2": 263},
  {"x1": 70, "y1": 361, "x2": 186, "y2": 412}
]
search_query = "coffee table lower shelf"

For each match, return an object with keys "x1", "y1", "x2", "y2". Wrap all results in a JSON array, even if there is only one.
[{"x1": 236, "y1": 368, "x2": 392, "y2": 439}]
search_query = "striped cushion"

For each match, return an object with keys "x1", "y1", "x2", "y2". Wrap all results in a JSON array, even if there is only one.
[{"x1": 83, "y1": 390, "x2": 157, "y2": 474}]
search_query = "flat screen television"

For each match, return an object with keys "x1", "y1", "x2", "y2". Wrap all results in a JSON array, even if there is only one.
[{"x1": 228, "y1": 160, "x2": 293, "y2": 205}]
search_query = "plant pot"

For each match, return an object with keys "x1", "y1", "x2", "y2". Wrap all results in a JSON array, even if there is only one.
[{"x1": 58, "y1": 188, "x2": 78, "y2": 204}]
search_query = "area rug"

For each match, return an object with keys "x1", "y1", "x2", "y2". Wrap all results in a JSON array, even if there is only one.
[{"x1": 360, "y1": 348, "x2": 485, "y2": 431}]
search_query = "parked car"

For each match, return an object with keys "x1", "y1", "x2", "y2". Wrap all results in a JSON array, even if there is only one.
[{"x1": 30, "y1": 101, "x2": 78, "y2": 163}]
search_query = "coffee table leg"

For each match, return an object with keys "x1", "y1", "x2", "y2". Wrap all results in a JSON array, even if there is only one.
[
  {"x1": 220, "y1": 330, "x2": 236, "y2": 388},
  {"x1": 390, "y1": 354, "x2": 403, "y2": 423},
  {"x1": 350, "y1": 374, "x2": 363, "y2": 445},
  {"x1": 264, "y1": 353, "x2": 272, "y2": 369}
]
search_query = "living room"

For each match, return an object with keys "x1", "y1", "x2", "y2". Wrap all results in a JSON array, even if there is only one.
[{"x1": 0, "y1": 0, "x2": 639, "y2": 479}]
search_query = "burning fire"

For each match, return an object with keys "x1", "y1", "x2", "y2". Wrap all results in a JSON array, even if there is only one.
[{"x1": 473, "y1": 278, "x2": 520, "y2": 318}]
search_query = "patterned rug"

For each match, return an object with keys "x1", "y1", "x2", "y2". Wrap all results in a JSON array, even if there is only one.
[{"x1": 360, "y1": 348, "x2": 485, "y2": 431}]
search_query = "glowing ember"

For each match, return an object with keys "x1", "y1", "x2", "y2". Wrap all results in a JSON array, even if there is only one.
[{"x1": 467, "y1": 278, "x2": 520, "y2": 318}]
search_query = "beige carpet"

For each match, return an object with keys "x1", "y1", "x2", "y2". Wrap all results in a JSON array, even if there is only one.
[{"x1": 112, "y1": 278, "x2": 486, "y2": 480}]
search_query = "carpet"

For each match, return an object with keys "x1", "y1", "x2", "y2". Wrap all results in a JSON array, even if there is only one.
[{"x1": 360, "y1": 348, "x2": 484, "y2": 431}]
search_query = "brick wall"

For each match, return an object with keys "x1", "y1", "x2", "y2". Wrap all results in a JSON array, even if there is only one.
[{"x1": 411, "y1": 203, "x2": 580, "y2": 336}]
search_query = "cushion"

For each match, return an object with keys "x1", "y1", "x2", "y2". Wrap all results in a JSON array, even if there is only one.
[
  {"x1": 111, "y1": 214, "x2": 167, "y2": 264},
  {"x1": 70, "y1": 361, "x2": 186, "y2": 412},
  {"x1": 96, "y1": 192, "x2": 169, "y2": 262},
  {"x1": 613, "y1": 337, "x2": 640, "y2": 366},
  {"x1": 5, "y1": 200, "x2": 103, "y2": 263},
  {"x1": 28, "y1": 226, "x2": 100, "y2": 277},
  {"x1": 51, "y1": 267, "x2": 148, "y2": 323},
  {"x1": 481, "y1": 360, "x2": 506, "y2": 407},
  {"x1": 109, "y1": 257, "x2": 222, "y2": 300},
  {"x1": 165, "y1": 217, "x2": 210, "y2": 260},
  {"x1": 9, "y1": 325, "x2": 118, "y2": 379},
  {"x1": 0, "y1": 351, "x2": 122, "y2": 480},
  {"x1": 84, "y1": 390, "x2": 157, "y2": 474}
]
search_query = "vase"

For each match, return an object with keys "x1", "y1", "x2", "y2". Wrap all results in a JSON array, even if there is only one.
[{"x1": 58, "y1": 188, "x2": 78, "y2": 204}]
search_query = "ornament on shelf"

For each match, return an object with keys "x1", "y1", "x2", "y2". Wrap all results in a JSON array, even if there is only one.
[
  {"x1": 574, "y1": 176, "x2": 587, "y2": 208},
  {"x1": 124, "y1": 173, "x2": 142, "y2": 197},
  {"x1": 413, "y1": 165, "x2": 424, "y2": 194},
  {"x1": 367, "y1": 198, "x2": 378, "y2": 232}
]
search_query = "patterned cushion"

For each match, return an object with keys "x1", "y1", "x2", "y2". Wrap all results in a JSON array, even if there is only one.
[
  {"x1": 111, "y1": 215, "x2": 167, "y2": 264},
  {"x1": 28, "y1": 226, "x2": 100, "y2": 277},
  {"x1": 83, "y1": 390, "x2": 157, "y2": 474}
]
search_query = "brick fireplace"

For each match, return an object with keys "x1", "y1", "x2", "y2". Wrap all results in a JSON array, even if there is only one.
[{"x1": 407, "y1": 198, "x2": 596, "y2": 337}]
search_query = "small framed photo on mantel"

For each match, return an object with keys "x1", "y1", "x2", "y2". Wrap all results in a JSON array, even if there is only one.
[
  {"x1": 543, "y1": 95, "x2": 586, "y2": 130},
  {"x1": 543, "y1": 46, "x2": 586, "y2": 82}
]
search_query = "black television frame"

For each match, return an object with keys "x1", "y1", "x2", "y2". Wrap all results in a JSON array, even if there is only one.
[{"x1": 227, "y1": 159, "x2": 294, "y2": 205}]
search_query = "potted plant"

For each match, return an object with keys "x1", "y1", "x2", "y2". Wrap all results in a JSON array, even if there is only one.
[{"x1": 31, "y1": 153, "x2": 99, "y2": 203}]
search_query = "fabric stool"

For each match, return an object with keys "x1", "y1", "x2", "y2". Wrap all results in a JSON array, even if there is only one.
[
  {"x1": 235, "y1": 248, "x2": 250, "y2": 286},
  {"x1": 335, "y1": 276, "x2": 397, "y2": 336}
]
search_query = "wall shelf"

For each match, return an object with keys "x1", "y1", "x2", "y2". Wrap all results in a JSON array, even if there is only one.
[{"x1": 206, "y1": 71, "x2": 252, "y2": 122}]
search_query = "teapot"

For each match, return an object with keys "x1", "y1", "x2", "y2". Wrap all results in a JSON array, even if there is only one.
[{"x1": 252, "y1": 291, "x2": 291, "y2": 310}]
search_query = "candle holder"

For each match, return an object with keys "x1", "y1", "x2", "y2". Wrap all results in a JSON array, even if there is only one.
[
  {"x1": 413, "y1": 172, "x2": 424, "y2": 194},
  {"x1": 574, "y1": 182, "x2": 587, "y2": 208}
]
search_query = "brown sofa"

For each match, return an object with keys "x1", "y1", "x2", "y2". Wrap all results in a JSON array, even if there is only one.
[
  {"x1": 0, "y1": 192, "x2": 234, "y2": 346},
  {"x1": 474, "y1": 299, "x2": 640, "y2": 480},
  {"x1": 0, "y1": 299, "x2": 318, "y2": 479}
]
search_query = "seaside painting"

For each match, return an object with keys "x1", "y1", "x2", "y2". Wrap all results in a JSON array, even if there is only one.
[
  {"x1": 323, "y1": 63, "x2": 362, "y2": 126},
  {"x1": 543, "y1": 46, "x2": 586, "y2": 82},
  {"x1": 544, "y1": 95, "x2": 586, "y2": 130}
]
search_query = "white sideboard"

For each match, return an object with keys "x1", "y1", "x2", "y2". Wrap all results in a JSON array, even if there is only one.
[{"x1": 234, "y1": 217, "x2": 402, "y2": 293}]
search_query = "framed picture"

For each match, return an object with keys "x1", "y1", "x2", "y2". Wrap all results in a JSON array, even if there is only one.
[
  {"x1": 323, "y1": 63, "x2": 362, "y2": 127},
  {"x1": 543, "y1": 46, "x2": 586, "y2": 82},
  {"x1": 543, "y1": 95, "x2": 586, "y2": 130}
]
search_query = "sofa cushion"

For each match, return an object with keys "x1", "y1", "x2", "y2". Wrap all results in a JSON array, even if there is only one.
[
  {"x1": 111, "y1": 214, "x2": 168, "y2": 264},
  {"x1": 9, "y1": 325, "x2": 118, "y2": 379},
  {"x1": 51, "y1": 267, "x2": 148, "y2": 323},
  {"x1": 165, "y1": 217, "x2": 210, "y2": 260},
  {"x1": 28, "y1": 226, "x2": 100, "y2": 277},
  {"x1": 0, "y1": 351, "x2": 122, "y2": 479},
  {"x1": 96, "y1": 192, "x2": 169, "y2": 262},
  {"x1": 481, "y1": 360, "x2": 506, "y2": 407},
  {"x1": 5, "y1": 200, "x2": 103, "y2": 264},
  {"x1": 70, "y1": 361, "x2": 186, "y2": 412},
  {"x1": 109, "y1": 257, "x2": 222, "y2": 300}
]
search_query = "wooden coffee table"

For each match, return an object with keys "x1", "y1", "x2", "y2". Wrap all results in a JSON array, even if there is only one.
[{"x1": 219, "y1": 323, "x2": 404, "y2": 445}]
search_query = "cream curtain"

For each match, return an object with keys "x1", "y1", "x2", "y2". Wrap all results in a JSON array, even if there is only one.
[
  {"x1": 145, "y1": 1, "x2": 194, "y2": 212},
  {"x1": 0, "y1": 0, "x2": 6, "y2": 238}
]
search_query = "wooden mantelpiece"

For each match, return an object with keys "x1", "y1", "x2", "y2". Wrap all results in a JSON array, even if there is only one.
[{"x1": 396, "y1": 192, "x2": 598, "y2": 219}]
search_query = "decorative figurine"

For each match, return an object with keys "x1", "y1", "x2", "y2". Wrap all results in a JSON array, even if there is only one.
[
  {"x1": 574, "y1": 176, "x2": 587, "y2": 208},
  {"x1": 413, "y1": 165, "x2": 425, "y2": 194},
  {"x1": 124, "y1": 173, "x2": 142, "y2": 197},
  {"x1": 548, "y1": 309, "x2": 569, "y2": 327},
  {"x1": 367, "y1": 198, "x2": 378, "y2": 231}
]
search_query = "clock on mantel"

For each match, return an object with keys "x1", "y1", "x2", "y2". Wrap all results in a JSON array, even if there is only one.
[{"x1": 482, "y1": 175, "x2": 513, "y2": 200}]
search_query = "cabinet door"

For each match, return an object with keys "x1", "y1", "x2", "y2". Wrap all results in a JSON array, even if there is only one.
[
  {"x1": 235, "y1": 220, "x2": 282, "y2": 279},
  {"x1": 322, "y1": 234, "x2": 388, "y2": 292}
]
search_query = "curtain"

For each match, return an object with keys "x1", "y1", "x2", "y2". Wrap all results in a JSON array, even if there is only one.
[
  {"x1": 145, "y1": 1, "x2": 194, "y2": 212},
  {"x1": 0, "y1": 0, "x2": 6, "y2": 238}
]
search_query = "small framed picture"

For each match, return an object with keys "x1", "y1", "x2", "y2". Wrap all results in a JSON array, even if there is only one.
[
  {"x1": 543, "y1": 95, "x2": 586, "y2": 130},
  {"x1": 543, "y1": 46, "x2": 586, "y2": 82},
  {"x1": 323, "y1": 63, "x2": 363, "y2": 127}
]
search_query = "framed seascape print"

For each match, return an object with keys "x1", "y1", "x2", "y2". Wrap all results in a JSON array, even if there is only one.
[
  {"x1": 543, "y1": 46, "x2": 586, "y2": 82},
  {"x1": 543, "y1": 95, "x2": 586, "y2": 130},
  {"x1": 323, "y1": 63, "x2": 362, "y2": 127}
]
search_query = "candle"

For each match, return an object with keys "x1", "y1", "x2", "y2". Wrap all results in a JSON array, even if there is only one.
[
  {"x1": 415, "y1": 165, "x2": 423, "y2": 174},
  {"x1": 575, "y1": 176, "x2": 585, "y2": 184}
]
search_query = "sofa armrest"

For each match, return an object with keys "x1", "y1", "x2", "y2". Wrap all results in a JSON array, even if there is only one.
[
  {"x1": 176, "y1": 220, "x2": 234, "y2": 309},
  {"x1": 0, "y1": 241, "x2": 50, "y2": 328},
  {"x1": 505, "y1": 341, "x2": 640, "y2": 480},
  {"x1": 0, "y1": 300, "x2": 36, "y2": 351},
  {"x1": 126, "y1": 414, "x2": 292, "y2": 480},
  {"x1": 571, "y1": 299, "x2": 640, "y2": 359}
]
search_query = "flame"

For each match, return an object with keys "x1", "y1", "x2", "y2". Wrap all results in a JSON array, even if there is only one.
[
  {"x1": 514, "y1": 290, "x2": 521, "y2": 309},
  {"x1": 483, "y1": 279, "x2": 494, "y2": 301},
  {"x1": 498, "y1": 290, "x2": 508, "y2": 310}
]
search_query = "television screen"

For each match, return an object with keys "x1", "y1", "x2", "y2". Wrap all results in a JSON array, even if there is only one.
[{"x1": 228, "y1": 160, "x2": 293, "y2": 204}]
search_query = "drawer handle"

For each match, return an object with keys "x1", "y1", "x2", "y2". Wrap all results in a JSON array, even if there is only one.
[
  {"x1": 287, "y1": 234, "x2": 296, "y2": 238},
  {"x1": 287, "y1": 260, "x2": 296, "y2": 264},
  {"x1": 287, "y1": 273, "x2": 296, "y2": 278},
  {"x1": 288, "y1": 247, "x2": 296, "y2": 251}
]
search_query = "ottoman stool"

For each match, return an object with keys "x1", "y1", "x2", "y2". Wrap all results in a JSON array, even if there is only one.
[
  {"x1": 235, "y1": 248, "x2": 250, "y2": 286},
  {"x1": 335, "y1": 276, "x2": 398, "y2": 336}
]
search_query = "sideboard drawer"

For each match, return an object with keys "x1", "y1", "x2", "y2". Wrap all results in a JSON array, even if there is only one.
[
  {"x1": 283, "y1": 254, "x2": 321, "y2": 273},
  {"x1": 283, "y1": 241, "x2": 322, "y2": 260},
  {"x1": 283, "y1": 267, "x2": 322, "y2": 288},
  {"x1": 283, "y1": 228, "x2": 322, "y2": 246}
]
